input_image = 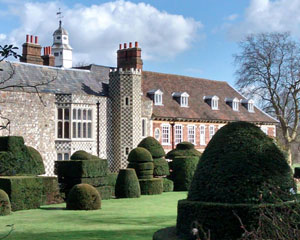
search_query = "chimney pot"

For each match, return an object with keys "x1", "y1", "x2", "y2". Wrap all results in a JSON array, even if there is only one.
[
  {"x1": 119, "y1": 44, "x2": 122, "y2": 50},
  {"x1": 30, "y1": 35, "x2": 33, "y2": 43},
  {"x1": 124, "y1": 43, "x2": 127, "y2": 49},
  {"x1": 26, "y1": 35, "x2": 29, "y2": 43},
  {"x1": 129, "y1": 42, "x2": 132, "y2": 48},
  {"x1": 35, "y1": 36, "x2": 38, "y2": 44},
  {"x1": 43, "y1": 47, "x2": 46, "y2": 55},
  {"x1": 135, "y1": 41, "x2": 138, "y2": 48},
  {"x1": 49, "y1": 46, "x2": 51, "y2": 55}
]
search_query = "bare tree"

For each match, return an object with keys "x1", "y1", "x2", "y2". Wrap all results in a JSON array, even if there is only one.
[
  {"x1": 235, "y1": 32, "x2": 300, "y2": 165},
  {"x1": 0, "y1": 44, "x2": 57, "y2": 132}
]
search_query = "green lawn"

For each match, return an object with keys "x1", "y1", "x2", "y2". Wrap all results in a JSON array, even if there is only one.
[{"x1": 0, "y1": 192, "x2": 187, "y2": 240}]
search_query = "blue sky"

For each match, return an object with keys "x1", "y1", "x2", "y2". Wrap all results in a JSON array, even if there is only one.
[{"x1": 0, "y1": 0, "x2": 299, "y2": 85}]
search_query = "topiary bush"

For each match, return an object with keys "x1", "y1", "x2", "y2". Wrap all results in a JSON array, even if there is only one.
[
  {"x1": 27, "y1": 146, "x2": 45, "y2": 175},
  {"x1": 138, "y1": 137, "x2": 165, "y2": 158},
  {"x1": 128, "y1": 147, "x2": 153, "y2": 163},
  {"x1": 176, "y1": 121, "x2": 298, "y2": 240},
  {"x1": 0, "y1": 136, "x2": 44, "y2": 176},
  {"x1": 66, "y1": 184, "x2": 101, "y2": 210},
  {"x1": 70, "y1": 150, "x2": 100, "y2": 160},
  {"x1": 171, "y1": 156, "x2": 199, "y2": 191},
  {"x1": 0, "y1": 189, "x2": 11, "y2": 216},
  {"x1": 166, "y1": 142, "x2": 201, "y2": 160},
  {"x1": 163, "y1": 178, "x2": 174, "y2": 192},
  {"x1": 115, "y1": 169, "x2": 141, "y2": 198},
  {"x1": 139, "y1": 178, "x2": 163, "y2": 195},
  {"x1": 153, "y1": 158, "x2": 170, "y2": 177}
]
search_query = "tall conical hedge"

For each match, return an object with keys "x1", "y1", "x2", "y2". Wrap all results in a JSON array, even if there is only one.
[{"x1": 115, "y1": 169, "x2": 140, "y2": 198}]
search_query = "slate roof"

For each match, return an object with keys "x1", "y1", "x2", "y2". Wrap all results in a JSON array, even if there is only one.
[
  {"x1": 141, "y1": 71, "x2": 277, "y2": 124},
  {"x1": 0, "y1": 61, "x2": 110, "y2": 96}
]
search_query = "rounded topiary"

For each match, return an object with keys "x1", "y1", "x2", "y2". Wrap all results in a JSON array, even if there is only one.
[
  {"x1": 139, "y1": 178, "x2": 163, "y2": 195},
  {"x1": 27, "y1": 146, "x2": 45, "y2": 175},
  {"x1": 163, "y1": 178, "x2": 174, "y2": 192},
  {"x1": 66, "y1": 184, "x2": 101, "y2": 210},
  {"x1": 0, "y1": 189, "x2": 11, "y2": 216},
  {"x1": 127, "y1": 162, "x2": 154, "y2": 171},
  {"x1": 115, "y1": 169, "x2": 141, "y2": 198},
  {"x1": 138, "y1": 137, "x2": 165, "y2": 158},
  {"x1": 70, "y1": 150, "x2": 100, "y2": 161},
  {"x1": 188, "y1": 121, "x2": 295, "y2": 204},
  {"x1": 171, "y1": 156, "x2": 199, "y2": 191},
  {"x1": 166, "y1": 143, "x2": 201, "y2": 160},
  {"x1": 176, "y1": 121, "x2": 298, "y2": 240},
  {"x1": 128, "y1": 147, "x2": 153, "y2": 163},
  {"x1": 153, "y1": 158, "x2": 170, "y2": 176}
]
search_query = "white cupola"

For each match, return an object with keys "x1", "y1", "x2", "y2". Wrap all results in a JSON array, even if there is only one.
[{"x1": 51, "y1": 20, "x2": 72, "y2": 68}]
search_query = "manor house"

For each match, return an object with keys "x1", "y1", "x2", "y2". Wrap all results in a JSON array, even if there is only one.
[{"x1": 0, "y1": 22, "x2": 277, "y2": 175}]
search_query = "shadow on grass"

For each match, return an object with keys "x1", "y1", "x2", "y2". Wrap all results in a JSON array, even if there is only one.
[
  {"x1": 6, "y1": 228, "x2": 164, "y2": 240},
  {"x1": 39, "y1": 206, "x2": 66, "y2": 210}
]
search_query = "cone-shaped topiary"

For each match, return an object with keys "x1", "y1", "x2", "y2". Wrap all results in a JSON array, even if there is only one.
[
  {"x1": 153, "y1": 158, "x2": 170, "y2": 176},
  {"x1": 138, "y1": 137, "x2": 165, "y2": 158},
  {"x1": 188, "y1": 121, "x2": 295, "y2": 204},
  {"x1": 166, "y1": 142, "x2": 201, "y2": 160},
  {"x1": 27, "y1": 146, "x2": 45, "y2": 175},
  {"x1": 0, "y1": 189, "x2": 11, "y2": 216},
  {"x1": 176, "y1": 121, "x2": 298, "y2": 240},
  {"x1": 66, "y1": 184, "x2": 101, "y2": 210},
  {"x1": 70, "y1": 150, "x2": 100, "y2": 160},
  {"x1": 115, "y1": 169, "x2": 141, "y2": 198},
  {"x1": 128, "y1": 147, "x2": 153, "y2": 163}
]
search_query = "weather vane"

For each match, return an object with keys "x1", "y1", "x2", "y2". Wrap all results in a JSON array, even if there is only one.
[{"x1": 57, "y1": 8, "x2": 64, "y2": 27}]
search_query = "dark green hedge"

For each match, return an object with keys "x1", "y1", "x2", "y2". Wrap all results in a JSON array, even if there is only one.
[
  {"x1": 153, "y1": 158, "x2": 170, "y2": 176},
  {"x1": 95, "y1": 186, "x2": 114, "y2": 200},
  {"x1": 139, "y1": 178, "x2": 163, "y2": 195},
  {"x1": 138, "y1": 175, "x2": 153, "y2": 180},
  {"x1": 138, "y1": 137, "x2": 165, "y2": 158},
  {"x1": 58, "y1": 176, "x2": 108, "y2": 187},
  {"x1": 176, "y1": 142, "x2": 195, "y2": 150},
  {"x1": 127, "y1": 162, "x2": 154, "y2": 171},
  {"x1": 26, "y1": 146, "x2": 45, "y2": 175},
  {"x1": 0, "y1": 189, "x2": 11, "y2": 216},
  {"x1": 0, "y1": 176, "x2": 43, "y2": 211},
  {"x1": 40, "y1": 176, "x2": 63, "y2": 205},
  {"x1": 107, "y1": 173, "x2": 118, "y2": 188},
  {"x1": 0, "y1": 136, "x2": 44, "y2": 176},
  {"x1": 70, "y1": 150, "x2": 100, "y2": 161},
  {"x1": 163, "y1": 178, "x2": 174, "y2": 192},
  {"x1": 188, "y1": 121, "x2": 295, "y2": 204},
  {"x1": 135, "y1": 169, "x2": 154, "y2": 176},
  {"x1": 294, "y1": 167, "x2": 300, "y2": 178},
  {"x1": 66, "y1": 184, "x2": 101, "y2": 210},
  {"x1": 166, "y1": 143, "x2": 201, "y2": 160},
  {"x1": 128, "y1": 147, "x2": 153, "y2": 163},
  {"x1": 177, "y1": 199, "x2": 300, "y2": 240},
  {"x1": 115, "y1": 169, "x2": 140, "y2": 198},
  {"x1": 54, "y1": 159, "x2": 108, "y2": 178},
  {"x1": 171, "y1": 156, "x2": 199, "y2": 191}
]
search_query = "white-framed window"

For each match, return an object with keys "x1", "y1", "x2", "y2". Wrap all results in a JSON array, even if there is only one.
[
  {"x1": 261, "y1": 126, "x2": 268, "y2": 135},
  {"x1": 188, "y1": 125, "x2": 196, "y2": 145},
  {"x1": 233, "y1": 99, "x2": 239, "y2": 111},
  {"x1": 175, "y1": 125, "x2": 183, "y2": 145},
  {"x1": 241, "y1": 99, "x2": 255, "y2": 112},
  {"x1": 211, "y1": 96, "x2": 219, "y2": 110},
  {"x1": 57, "y1": 152, "x2": 70, "y2": 160},
  {"x1": 72, "y1": 108, "x2": 92, "y2": 139},
  {"x1": 142, "y1": 118, "x2": 147, "y2": 137},
  {"x1": 200, "y1": 125, "x2": 206, "y2": 145},
  {"x1": 248, "y1": 102, "x2": 254, "y2": 112},
  {"x1": 209, "y1": 125, "x2": 215, "y2": 139},
  {"x1": 154, "y1": 92, "x2": 163, "y2": 105},
  {"x1": 154, "y1": 128, "x2": 160, "y2": 140},
  {"x1": 162, "y1": 124, "x2": 170, "y2": 145},
  {"x1": 181, "y1": 96, "x2": 188, "y2": 107},
  {"x1": 57, "y1": 108, "x2": 70, "y2": 139}
]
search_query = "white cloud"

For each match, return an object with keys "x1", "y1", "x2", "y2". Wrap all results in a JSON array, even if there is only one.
[
  {"x1": 0, "y1": 0, "x2": 202, "y2": 66},
  {"x1": 229, "y1": 0, "x2": 300, "y2": 40},
  {"x1": 0, "y1": 34, "x2": 6, "y2": 41},
  {"x1": 225, "y1": 14, "x2": 238, "y2": 21}
]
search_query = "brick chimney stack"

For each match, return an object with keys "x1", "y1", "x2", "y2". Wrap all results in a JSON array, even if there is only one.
[
  {"x1": 117, "y1": 41, "x2": 143, "y2": 70},
  {"x1": 42, "y1": 46, "x2": 55, "y2": 67},
  {"x1": 20, "y1": 34, "x2": 43, "y2": 65}
]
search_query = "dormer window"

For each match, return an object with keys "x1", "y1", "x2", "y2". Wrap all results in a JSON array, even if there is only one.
[
  {"x1": 225, "y1": 97, "x2": 239, "y2": 111},
  {"x1": 172, "y1": 92, "x2": 189, "y2": 107},
  {"x1": 241, "y1": 99, "x2": 255, "y2": 112},
  {"x1": 204, "y1": 95, "x2": 219, "y2": 110},
  {"x1": 147, "y1": 89, "x2": 163, "y2": 106}
]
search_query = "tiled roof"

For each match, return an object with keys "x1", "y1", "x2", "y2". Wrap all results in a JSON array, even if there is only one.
[
  {"x1": 141, "y1": 71, "x2": 277, "y2": 124},
  {"x1": 0, "y1": 61, "x2": 109, "y2": 96}
]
